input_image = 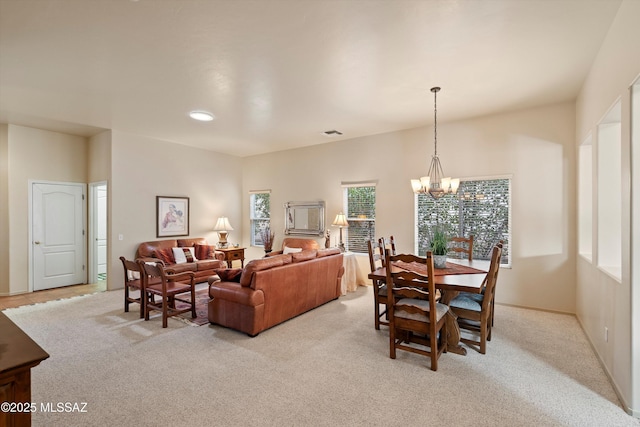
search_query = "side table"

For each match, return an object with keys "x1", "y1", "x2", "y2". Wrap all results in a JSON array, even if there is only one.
[
  {"x1": 341, "y1": 251, "x2": 367, "y2": 295},
  {"x1": 217, "y1": 247, "x2": 245, "y2": 268}
]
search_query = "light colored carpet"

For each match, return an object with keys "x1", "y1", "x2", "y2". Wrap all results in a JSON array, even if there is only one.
[{"x1": 3, "y1": 286, "x2": 639, "y2": 427}]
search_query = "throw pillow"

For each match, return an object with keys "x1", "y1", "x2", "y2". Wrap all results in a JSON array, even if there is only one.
[
  {"x1": 195, "y1": 244, "x2": 216, "y2": 260},
  {"x1": 154, "y1": 248, "x2": 175, "y2": 265},
  {"x1": 172, "y1": 247, "x2": 198, "y2": 264},
  {"x1": 283, "y1": 246, "x2": 303, "y2": 255},
  {"x1": 215, "y1": 268, "x2": 243, "y2": 282}
]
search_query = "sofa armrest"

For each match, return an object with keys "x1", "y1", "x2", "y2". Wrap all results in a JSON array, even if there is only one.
[
  {"x1": 265, "y1": 250, "x2": 283, "y2": 257},
  {"x1": 209, "y1": 282, "x2": 265, "y2": 306},
  {"x1": 213, "y1": 251, "x2": 226, "y2": 261}
]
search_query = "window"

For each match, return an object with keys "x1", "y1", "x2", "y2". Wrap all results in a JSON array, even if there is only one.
[
  {"x1": 415, "y1": 177, "x2": 511, "y2": 265},
  {"x1": 250, "y1": 191, "x2": 270, "y2": 247},
  {"x1": 596, "y1": 100, "x2": 621, "y2": 281},
  {"x1": 343, "y1": 184, "x2": 376, "y2": 253}
]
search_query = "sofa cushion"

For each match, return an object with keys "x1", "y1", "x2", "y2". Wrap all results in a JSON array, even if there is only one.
[
  {"x1": 269, "y1": 254, "x2": 292, "y2": 265},
  {"x1": 197, "y1": 259, "x2": 225, "y2": 271},
  {"x1": 172, "y1": 247, "x2": 197, "y2": 264},
  {"x1": 292, "y1": 249, "x2": 317, "y2": 263},
  {"x1": 194, "y1": 244, "x2": 217, "y2": 260},
  {"x1": 240, "y1": 256, "x2": 285, "y2": 287},
  {"x1": 283, "y1": 246, "x2": 302, "y2": 254},
  {"x1": 317, "y1": 247, "x2": 340, "y2": 257},
  {"x1": 177, "y1": 238, "x2": 208, "y2": 247},
  {"x1": 154, "y1": 247, "x2": 175, "y2": 265},
  {"x1": 165, "y1": 262, "x2": 197, "y2": 274},
  {"x1": 215, "y1": 268, "x2": 243, "y2": 282}
]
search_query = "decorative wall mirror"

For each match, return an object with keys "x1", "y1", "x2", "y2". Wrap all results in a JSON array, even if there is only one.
[{"x1": 284, "y1": 201, "x2": 325, "y2": 236}]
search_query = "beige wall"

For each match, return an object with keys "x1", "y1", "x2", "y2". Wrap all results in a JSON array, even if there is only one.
[
  {"x1": 88, "y1": 130, "x2": 111, "y2": 183},
  {"x1": 575, "y1": 0, "x2": 640, "y2": 416},
  {"x1": 108, "y1": 131, "x2": 242, "y2": 291},
  {"x1": 0, "y1": 124, "x2": 8, "y2": 295},
  {"x1": 6, "y1": 125, "x2": 88, "y2": 295},
  {"x1": 243, "y1": 101, "x2": 577, "y2": 313}
]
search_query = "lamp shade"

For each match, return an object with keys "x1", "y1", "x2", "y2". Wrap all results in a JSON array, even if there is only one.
[
  {"x1": 332, "y1": 213, "x2": 349, "y2": 227},
  {"x1": 213, "y1": 217, "x2": 234, "y2": 231}
]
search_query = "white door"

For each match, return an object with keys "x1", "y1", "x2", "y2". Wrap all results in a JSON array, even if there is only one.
[{"x1": 32, "y1": 182, "x2": 86, "y2": 291}]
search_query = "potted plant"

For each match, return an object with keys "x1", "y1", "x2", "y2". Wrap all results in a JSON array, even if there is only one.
[
  {"x1": 260, "y1": 227, "x2": 275, "y2": 254},
  {"x1": 429, "y1": 229, "x2": 449, "y2": 269}
]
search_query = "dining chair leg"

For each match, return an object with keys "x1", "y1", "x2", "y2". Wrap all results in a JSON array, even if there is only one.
[
  {"x1": 430, "y1": 332, "x2": 438, "y2": 371},
  {"x1": 190, "y1": 287, "x2": 197, "y2": 318},
  {"x1": 162, "y1": 297, "x2": 169, "y2": 328},
  {"x1": 480, "y1": 319, "x2": 487, "y2": 354},
  {"x1": 389, "y1": 326, "x2": 397, "y2": 359}
]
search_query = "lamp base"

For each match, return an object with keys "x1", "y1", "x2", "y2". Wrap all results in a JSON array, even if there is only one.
[{"x1": 217, "y1": 231, "x2": 229, "y2": 249}]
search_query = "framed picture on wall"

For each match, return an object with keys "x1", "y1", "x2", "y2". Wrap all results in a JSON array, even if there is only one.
[{"x1": 156, "y1": 196, "x2": 190, "y2": 237}]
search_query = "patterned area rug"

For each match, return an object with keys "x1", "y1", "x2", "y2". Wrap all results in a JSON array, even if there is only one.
[{"x1": 175, "y1": 288, "x2": 210, "y2": 326}]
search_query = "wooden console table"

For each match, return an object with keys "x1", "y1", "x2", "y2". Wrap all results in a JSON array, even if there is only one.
[
  {"x1": 217, "y1": 247, "x2": 245, "y2": 268},
  {"x1": 0, "y1": 312, "x2": 50, "y2": 427}
]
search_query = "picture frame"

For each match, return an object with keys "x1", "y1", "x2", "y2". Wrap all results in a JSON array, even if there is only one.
[{"x1": 156, "y1": 196, "x2": 190, "y2": 237}]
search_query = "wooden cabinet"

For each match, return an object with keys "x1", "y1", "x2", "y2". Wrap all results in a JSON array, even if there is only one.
[{"x1": 0, "y1": 312, "x2": 49, "y2": 427}]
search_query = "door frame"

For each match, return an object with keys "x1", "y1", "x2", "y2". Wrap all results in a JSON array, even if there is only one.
[
  {"x1": 28, "y1": 180, "x2": 87, "y2": 292},
  {"x1": 88, "y1": 181, "x2": 107, "y2": 284}
]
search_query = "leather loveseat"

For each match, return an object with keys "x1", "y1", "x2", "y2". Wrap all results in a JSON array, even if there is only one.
[
  {"x1": 266, "y1": 237, "x2": 320, "y2": 256},
  {"x1": 136, "y1": 237, "x2": 226, "y2": 283},
  {"x1": 208, "y1": 248, "x2": 344, "y2": 336}
]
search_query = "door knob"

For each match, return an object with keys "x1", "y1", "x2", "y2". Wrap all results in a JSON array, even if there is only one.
[{"x1": 34, "y1": 241, "x2": 41, "y2": 245}]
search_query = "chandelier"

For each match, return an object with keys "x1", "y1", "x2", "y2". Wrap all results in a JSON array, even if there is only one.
[{"x1": 411, "y1": 87, "x2": 459, "y2": 199}]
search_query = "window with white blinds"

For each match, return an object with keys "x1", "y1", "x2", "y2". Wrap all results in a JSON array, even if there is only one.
[
  {"x1": 250, "y1": 191, "x2": 270, "y2": 246},
  {"x1": 343, "y1": 184, "x2": 376, "y2": 253},
  {"x1": 415, "y1": 177, "x2": 511, "y2": 265}
]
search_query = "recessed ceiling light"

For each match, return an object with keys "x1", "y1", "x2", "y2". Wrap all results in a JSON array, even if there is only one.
[{"x1": 189, "y1": 111, "x2": 215, "y2": 121}]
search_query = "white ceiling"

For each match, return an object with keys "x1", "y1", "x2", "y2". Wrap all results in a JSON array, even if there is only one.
[{"x1": 0, "y1": 0, "x2": 622, "y2": 157}]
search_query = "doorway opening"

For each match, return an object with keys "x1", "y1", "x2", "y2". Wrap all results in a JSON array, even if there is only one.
[{"x1": 89, "y1": 182, "x2": 107, "y2": 285}]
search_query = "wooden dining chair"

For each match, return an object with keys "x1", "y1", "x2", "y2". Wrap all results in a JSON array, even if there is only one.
[
  {"x1": 379, "y1": 235, "x2": 397, "y2": 259},
  {"x1": 120, "y1": 256, "x2": 158, "y2": 318},
  {"x1": 490, "y1": 240, "x2": 505, "y2": 327},
  {"x1": 450, "y1": 235, "x2": 474, "y2": 261},
  {"x1": 139, "y1": 261, "x2": 197, "y2": 328},
  {"x1": 385, "y1": 250, "x2": 448, "y2": 371},
  {"x1": 367, "y1": 238, "x2": 388, "y2": 329},
  {"x1": 448, "y1": 244, "x2": 502, "y2": 354}
]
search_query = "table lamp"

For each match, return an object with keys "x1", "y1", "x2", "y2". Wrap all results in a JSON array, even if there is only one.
[
  {"x1": 332, "y1": 212, "x2": 349, "y2": 252},
  {"x1": 213, "y1": 217, "x2": 234, "y2": 249}
]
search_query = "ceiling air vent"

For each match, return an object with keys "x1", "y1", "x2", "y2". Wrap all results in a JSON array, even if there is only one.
[{"x1": 322, "y1": 130, "x2": 343, "y2": 137}]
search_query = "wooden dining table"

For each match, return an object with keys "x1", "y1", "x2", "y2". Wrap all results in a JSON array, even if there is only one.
[{"x1": 368, "y1": 258, "x2": 490, "y2": 356}]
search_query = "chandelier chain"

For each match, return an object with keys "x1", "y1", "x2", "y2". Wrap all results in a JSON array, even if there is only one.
[{"x1": 433, "y1": 88, "x2": 438, "y2": 157}]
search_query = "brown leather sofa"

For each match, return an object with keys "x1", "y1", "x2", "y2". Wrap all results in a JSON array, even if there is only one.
[
  {"x1": 267, "y1": 237, "x2": 320, "y2": 256},
  {"x1": 136, "y1": 237, "x2": 226, "y2": 283},
  {"x1": 208, "y1": 248, "x2": 344, "y2": 336}
]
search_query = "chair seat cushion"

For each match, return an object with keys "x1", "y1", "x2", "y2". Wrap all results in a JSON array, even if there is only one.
[
  {"x1": 377, "y1": 283, "x2": 387, "y2": 297},
  {"x1": 450, "y1": 292, "x2": 484, "y2": 312},
  {"x1": 395, "y1": 299, "x2": 448, "y2": 322}
]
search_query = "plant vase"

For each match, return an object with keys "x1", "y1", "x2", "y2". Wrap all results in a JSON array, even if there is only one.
[{"x1": 433, "y1": 255, "x2": 447, "y2": 269}]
